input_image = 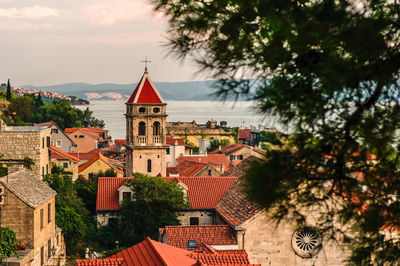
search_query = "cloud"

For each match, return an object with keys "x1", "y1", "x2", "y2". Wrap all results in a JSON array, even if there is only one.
[
  {"x1": 81, "y1": 1, "x2": 153, "y2": 26},
  {"x1": 0, "y1": 5, "x2": 60, "y2": 19}
]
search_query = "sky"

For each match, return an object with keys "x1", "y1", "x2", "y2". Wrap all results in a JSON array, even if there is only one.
[{"x1": 0, "y1": 0, "x2": 201, "y2": 86}]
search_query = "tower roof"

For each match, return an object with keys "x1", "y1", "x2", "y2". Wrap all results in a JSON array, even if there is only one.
[{"x1": 127, "y1": 70, "x2": 164, "y2": 104}]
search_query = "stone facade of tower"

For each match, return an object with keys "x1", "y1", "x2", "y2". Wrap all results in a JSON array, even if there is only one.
[{"x1": 125, "y1": 69, "x2": 168, "y2": 176}]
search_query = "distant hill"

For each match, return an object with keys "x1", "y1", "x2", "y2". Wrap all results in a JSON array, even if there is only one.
[{"x1": 21, "y1": 81, "x2": 238, "y2": 101}]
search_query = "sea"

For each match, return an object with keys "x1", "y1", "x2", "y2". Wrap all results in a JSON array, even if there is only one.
[{"x1": 75, "y1": 100, "x2": 285, "y2": 140}]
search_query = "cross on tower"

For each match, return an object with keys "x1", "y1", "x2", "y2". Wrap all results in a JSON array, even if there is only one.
[{"x1": 141, "y1": 57, "x2": 151, "y2": 73}]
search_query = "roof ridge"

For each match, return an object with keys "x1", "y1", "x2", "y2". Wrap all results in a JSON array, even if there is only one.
[{"x1": 145, "y1": 237, "x2": 170, "y2": 266}]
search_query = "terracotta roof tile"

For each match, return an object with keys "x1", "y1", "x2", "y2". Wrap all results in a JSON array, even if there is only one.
[
  {"x1": 162, "y1": 225, "x2": 237, "y2": 251},
  {"x1": 76, "y1": 258, "x2": 124, "y2": 266},
  {"x1": 177, "y1": 154, "x2": 230, "y2": 171},
  {"x1": 167, "y1": 161, "x2": 207, "y2": 177},
  {"x1": 114, "y1": 139, "x2": 126, "y2": 145},
  {"x1": 96, "y1": 177, "x2": 133, "y2": 211},
  {"x1": 69, "y1": 149, "x2": 105, "y2": 161},
  {"x1": 210, "y1": 144, "x2": 265, "y2": 157},
  {"x1": 49, "y1": 146, "x2": 80, "y2": 162},
  {"x1": 78, "y1": 152, "x2": 122, "y2": 174},
  {"x1": 191, "y1": 253, "x2": 251, "y2": 265},
  {"x1": 238, "y1": 129, "x2": 251, "y2": 140},
  {"x1": 166, "y1": 137, "x2": 185, "y2": 146}
]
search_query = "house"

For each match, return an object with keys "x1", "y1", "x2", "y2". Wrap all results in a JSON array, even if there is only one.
[
  {"x1": 65, "y1": 127, "x2": 111, "y2": 153},
  {"x1": 114, "y1": 139, "x2": 126, "y2": 153},
  {"x1": 166, "y1": 137, "x2": 185, "y2": 166},
  {"x1": 238, "y1": 129, "x2": 260, "y2": 147},
  {"x1": 49, "y1": 146, "x2": 80, "y2": 180},
  {"x1": 0, "y1": 169, "x2": 66, "y2": 265},
  {"x1": 176, "y1": 154, "x2": 230, "y2": 173},
  {"x1": 78, "y1": 152, "x2": 123, "y2": 180},
  {"x1": 96, "y1": 176, "x2": 237, "y2": 226},
  {"x1": 68, "y1": 149, "x2": 106, "y2": 166},
  {"x1": 34, "y1": 121, "x2": 76, "y2": 152},
  {"x1": 210, "y1": 143, "x2": 265, "y2": 164},
  {"x1": 0, "y1": 121, "x2": 51, "y2": 177},
  {"x1": 76, "y1": 237, "x2": 258, "y2": 266},
  {"x1": 166, "y1": 160, "x2": 223, "y2": 177}
]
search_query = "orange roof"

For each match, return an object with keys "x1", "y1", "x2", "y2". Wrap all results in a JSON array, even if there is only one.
[
  {"x1": 114, "y1": 139, "x2": 126, "y2": 145},
  {"x1": 69, "y1": 149, "x2": 105, "y2": 161},
  {"x1": 78, "y1": 152, "x2": 120, "y2": 173},
  {"x1": 161, "y1": 225, "x2": 237, "y2": 251},
  {"x1": 76, "y1": 258, "x2": 124, "y2": 266},
  {"x1": 211, "y1": 143, "x2": 265, "y2": 156},
  {"x1": 167, "y1": 161, "x2": 207, "y2": 177},
  {"x1": 177, "y1": 154, "x2": 230, "y2": 171},
  {"x1": 34, "y1": 121, "x2": 55, "y2": 127},
  {"x1": 127, "y1": 70, "x2": 163, "y2": 104},
  {"x1": 164, "y1": 177, "x2": 237, "y2": 209},
  {"x1": 96, "y1": 176, "x2": 237, "y2": 211},
  {"x1": 238, "y1": 129, "x2": 251, "y2": 140},
  {"x1": 49, "y1": 146, "x2": 80, "y2": 162},
  {"x1": 166, "y1": 137, "x2": 185, "y2": 146},
  {"x1": 191, "y1": 253, "x2": 252, "y2": 265}
]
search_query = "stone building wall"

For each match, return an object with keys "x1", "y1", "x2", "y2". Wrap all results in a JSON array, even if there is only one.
[
  {"x1": 238, "y1": 212, "x2": 347, "y2": 266},
  {"x1": 51, "y1": 160, "x2": 79, "y2": 180},
  {"x1": 0, "y1": 184, "x2": 35, "y2": 248},
  {"x1": 0, "y1": 128, "x2": 51, "y2": 177},
  {"x1": 225, "y1": 147, "x2": 265, "y2": 162},
  {"x1": 195, "y1": 165, "x2": 222, "y2": 176},
  {"x1": 176, "y1": 210, "x2": 216, "y2": 225},
  {"x1": 128, "y1": 148, "x2": 167, "y2": 177}
]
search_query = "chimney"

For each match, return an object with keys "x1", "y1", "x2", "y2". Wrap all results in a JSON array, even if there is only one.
[
  {"x1": 175, "y1": 140, "x2": 178, "y2": 146},
  {"x1": 221, "y1": 163, "x2": 224, "y2": 173},
  {"x1": 218, "y1": 145, "x2": 221, "y2": 151}
]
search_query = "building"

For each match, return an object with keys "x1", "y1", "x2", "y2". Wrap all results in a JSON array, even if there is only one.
[
  {"x1": 114, "y1": 139, "x2": 126, "y2": 153},
  {"x1": 68, "y1": 149, "x2": 106, "y2": 166},
  {"x1": 210, "y1": 143, "x2": 265, "y2": 164},
  {"x1": 0, "y1": 122, "x2": 51, "y2": 177},
  {"x1": 166, "y1": 137, "x2": 185, "y2": 166},
  {"x1": 0, "y1": 169, "x2": 65, "y2": 265},
  {"x1": 166, "y1": 160, "x2": 223, "y2": 177},
  {"x1": 76, "y1": 237, "x2": 258, "y2": 266},
  {"x1": 238, "y1": 129, "x2": 260, "y2": 147},
  {"x1": 34, "y1": 121, "x2": 75, "y2": 152},
  {"x1": 65, "y1": 127, "x2": 111, "y2": 153},
  {"x1": 49, "y1": 146, "x2": 80, "y2": 180},
  {"x1": 176, "y1": 154, "x2": 230, "y2": 173},
  {"x1": 78, "y1": 152, "x2": 123, "y2": 180},
  {"x1": 124, "y1": 68, "x2": 168, "y2": 176}
]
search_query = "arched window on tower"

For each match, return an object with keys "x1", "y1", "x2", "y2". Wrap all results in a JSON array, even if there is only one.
[
  {"x1": 153, "y1": 122, "x2": 160, "y2": 136},
  {"x1": 138, "y1": 122, "x2": 146, "y2": 136},
  {"x1": 147, "y1": 159, "x2": 152, "y2": 173}
]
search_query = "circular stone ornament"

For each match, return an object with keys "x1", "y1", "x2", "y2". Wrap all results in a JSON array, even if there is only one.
[{"x1": 291, "y1": 226, "x2": 322, "y2": 258}]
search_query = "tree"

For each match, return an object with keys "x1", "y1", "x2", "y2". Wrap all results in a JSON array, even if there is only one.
[
  {"x1": 6, "y1": 79, "x2": 11, "y2": 101},
  {"x1": 79, "y1": 107, "x2": 105, "y2": 129},
  {"x1": 97, "y1": 173, "x2": 188, "y2": 249},
  {"x1": 8, "y1": 96, "x2": 33, "y2": 122},
  {"x1": 153, "y1": 0, "x2": 400, "y2": 264},
  {"x1": 0, "y1": 227, "x2": 19, "y2": 261},
  {"x1": 207, "y1": 138, "x2": 230, "y2": 152}
]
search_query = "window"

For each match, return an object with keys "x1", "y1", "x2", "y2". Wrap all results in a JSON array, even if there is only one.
[
  {"x1": 166, "y1": 148, "x2": 170, "y2": 155},
  {"x1": 51, "y1": 128, "x2": 58, "y2": 134},
  {"x1": 56, "y1": 140, "x2": 61, "y2": 147},
  {"x1": 139, "y1": 107, "x2": 146, "y2": 113},
  {"x1": 208, "y1": 169, "x2": 212, "y2": 176},
  {"x1": 42, "y1": 137, "x2": 45, "y2": 149},
  {"x1": 42, "y1": 167, "x2": 44, "y2": 176},
  {"x1": 188, "y1": 240, "x2": 197, "y2": 249},
  {"x1": 153, "y1": 122, "x2": 160, "y2": 136},
  {"x1": 62, "y1": 162, "x2": 69, "y2": 169},
  {"x1": 0, "y1": 188, "x2": 3, "y2": 204},
  {"x1": 51, "y1": 140, "x2": 54, "y2": 146},
  {"x1": 122, "y1": 192, "x2": 131, "y2": 200},
  {"x1": 230, "y1": 155, "x2": 235, "y2": 161},
  {"x1": 40, "y1": 209, "x2": 44, "y2": 230},
  {"x1": 46, "y1": 164, "x2": 48, "y2": 174},
  {"x1": 47, "y1": 137, "x2": 51, "y2": 147},
  {"x1": 41, "y1": 247, "x2": 44, "y2": 266},
  {"x1": 48, "y1": 239, "x2": 51, "y2": 258},
  {"x1": 153, "y1": 107, "x2": 160, "y2": 113},
  {"x1": 79, "y1": 135, "x2": 84, "y2": 138},
  {"x1": 138, "y1": 122, "x2": 146, "y2": 136},
  {"x1": 237, "y1": 155, "x2": 244, "y2": 160},
  {"x1": 74, "y1": 135, "x2": 77, "y2": 138},
  {"x1": 147, "y1": 159, "x2": 152, "y2": 173},
  {"x1": 190, "y1": 217, "x2": 199, "y2": 225},
  {"x1": 88, "y1": 173, "x2": 94, "y2": 180},
  {"x1": 48, "y1": 203, "x2": 51, "y2": 223}
]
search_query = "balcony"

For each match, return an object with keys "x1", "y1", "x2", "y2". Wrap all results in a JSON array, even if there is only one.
[
  {"x1": 136, "y1": 136, "x2": 147, "y2": 145},
  {"x1": 153, "y1": 136, "x2": 162, "y2": 145}
]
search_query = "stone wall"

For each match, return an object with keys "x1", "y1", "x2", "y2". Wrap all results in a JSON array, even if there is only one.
[
  {"x1": 0, "y1": 129, "x2": 51, "y2": 177},
  {"x1": 176, "y1": 210, "x2": 216, "y2": 225},
  {"x1": 195, "y1": 164, "x2": 222, "y2": 176},
  {"x1": 128, "y1": 147, "x2": 167, "y2": 177}
]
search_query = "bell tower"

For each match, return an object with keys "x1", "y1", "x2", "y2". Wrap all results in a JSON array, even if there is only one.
[{"x1": 125, "y1": 67, "x2": 167, "y2": 176}]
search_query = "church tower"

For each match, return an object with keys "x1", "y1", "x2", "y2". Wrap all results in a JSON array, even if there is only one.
[{"x1": 125, "y1": 67, "x2": 167, "y2": 176}]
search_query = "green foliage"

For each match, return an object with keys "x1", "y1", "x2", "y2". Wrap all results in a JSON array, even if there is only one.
[
  {"x1": 260, "y1": 131, "x2": 282, "y2": 146},
  {"x1": 74, "y1": 178, "x2": 98, "y2": 216},
  {"x1": 56, "y1": 206, "x2": 86, "y2": 250},
  {"x1": 8, "y1": 96, "x2": 33, "y2": 122},
  {"x1": 6, "y1": 79, "x2": 11, "y2": 101},
  {"x1": 97, "y1": 173, "x2": 188, "y2": 249},
  {"x1": 207, "y1": 138, "x2": 230, "y2": 152},
  {"x1": 153, "y1": 0, "x2": 400, "y2": 263},
  {"x1": 22, "y1": 157, "x2": 34, "y2": 170},
  {"x1": 79, "y1": 107, "x2": 105, "y2": 129},
  {"x1": 0, "y1": 227, "x2": 19, "y2": 261},
  {"x1": 0, "y1": 155, "x2": 8, "y2": 177},
  {"x1": 97, "y1": 168, "x2": 117, "y2": 177},
  {"x1": 233, "y1": 127, "x2": 239, "y2": 143}
]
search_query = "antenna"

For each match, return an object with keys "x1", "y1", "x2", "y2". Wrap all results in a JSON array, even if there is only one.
[{"x1": 141, "y1": 57, "x2": 151, "y2": 73}]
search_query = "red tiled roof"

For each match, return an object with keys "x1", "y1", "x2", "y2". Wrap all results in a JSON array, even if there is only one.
[
  {"x1": 78, "y1": 152, "x2": 119, "y2": 173},
  {"x1": 127, "y1": 71, "x2": 163, "y2": 104},
  {"x1": 34, "y1": 121, "x2": 55, "y2": 127},
  {"x1": 162, "y1": 225, "x2": 237, "y2": 251},
  {"x1": 167, "y1": 161, "x2": 207, "y2": 177},
  {"x1": 177, "y1": 154, "x2": 230, "y2": 171},
  {"x1": 166, "y1": 137, "x2": 185, "y2": 146},
  {"x1": 191, "y1": 253, "x2": 252, "y2": 265},
  {"x1": 69, "y1": 149, "x2": 105, "y2": 161},
  {"x1": 114, "y1": 139, "x2": 126, "y2": 145},
  {"x1": 76, "y1": 258, "x2": 124, "y2": 266},
  {"x1": 109, "y1": 237, "x2": 197, "y2": 266},
  {"x1": 49, "y1": 146, "x2": 80, "y2": 162},
  {"x1": 238, "y1": 129, "x2": 251, "y2": 140},
  {"x1": 97, "y1": 176, "x2": 236, "y2": 211},
  {"x1": 211, "y1": 144, "x2": 265, "y2": 157},
  {"x1": 164, "y1": 177, "x2": 236, "y2": 209}
]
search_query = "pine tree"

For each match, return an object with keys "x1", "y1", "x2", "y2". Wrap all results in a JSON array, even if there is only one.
[{"x1": 6, "y1": 79, "x2": 11, "y2": 101}]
